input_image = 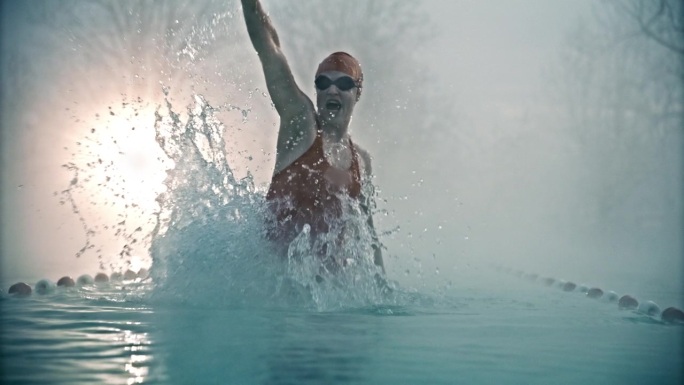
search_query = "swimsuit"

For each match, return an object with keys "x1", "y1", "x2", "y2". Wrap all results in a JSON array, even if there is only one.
[{"x1": 266, "y1": 126, "x2": 362, "y2": 246}]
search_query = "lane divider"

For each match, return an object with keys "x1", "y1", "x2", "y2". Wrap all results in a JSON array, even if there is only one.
[
  {"x1": 494, "y1": 265, "x2": 684, "y2": 324},
  {"x1": 9, "y1": 265, "x2": 682, "y2": 324},
  {"x1": 6, "y1": 268, "x2": 149, "y2": 298}
]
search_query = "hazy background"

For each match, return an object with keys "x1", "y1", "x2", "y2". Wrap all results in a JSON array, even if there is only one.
[{"x1": 1, "y1": 0, "x2": 681, "y2": 304}]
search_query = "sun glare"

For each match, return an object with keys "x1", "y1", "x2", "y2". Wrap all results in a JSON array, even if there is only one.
[
  {"x1": 127, "y1": 254, "x2": 150, "y2": 273},
  {"x1": 85, "y1": 105, "x2": 172, "y2": 214},
  {"x1": 58, "y1": 102, "x2": 173, "y2": 272}
]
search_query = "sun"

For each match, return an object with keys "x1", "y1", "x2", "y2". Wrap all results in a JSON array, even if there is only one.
[
  {"x1": 64, "y1": 102, "x2": 173, "y2": 271},
  {"x1": 127, "y1": 254, "x2": 151, "y2": 274},
  {"x1": 82, "y1": 104, "x2": 173, "y2": 214}
]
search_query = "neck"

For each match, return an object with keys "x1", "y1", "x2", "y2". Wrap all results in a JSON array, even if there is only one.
[
  {"x1": 319, "y1": 118, "x2": 350, "y2": 142},
  {"x1": 322, "y1": 129, "x2": 349, "y2": 144}
]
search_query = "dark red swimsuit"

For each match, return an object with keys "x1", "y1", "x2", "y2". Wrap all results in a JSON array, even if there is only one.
[{"x1": 266, "y1": 129, "x2": 362, "y2": 246}]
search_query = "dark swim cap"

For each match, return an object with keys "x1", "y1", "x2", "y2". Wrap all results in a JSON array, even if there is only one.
[{"x1": 315, "y1": 52, "x2": 363, "y2": 99}]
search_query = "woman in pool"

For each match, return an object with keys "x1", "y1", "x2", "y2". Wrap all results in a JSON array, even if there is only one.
[{"x1": 241, "y1": 0, "x2": 384, "y2": 273}]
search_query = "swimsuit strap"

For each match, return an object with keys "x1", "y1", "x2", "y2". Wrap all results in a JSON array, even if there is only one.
[{"x1": 348, "y1": 137, "x2": 362, "y2": 187}]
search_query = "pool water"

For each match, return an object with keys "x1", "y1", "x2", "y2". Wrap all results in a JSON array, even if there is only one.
[
  {"x1": 2, "y1": 269, "x2": 681, "y2": 385},
  {"x1": 2, "y1": 2, "x2": 682, "y2": 384}
]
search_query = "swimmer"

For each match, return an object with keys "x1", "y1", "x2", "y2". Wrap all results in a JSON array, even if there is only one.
[{"x1": 241, "y1": 0, "x2": 384, "y2": 273}]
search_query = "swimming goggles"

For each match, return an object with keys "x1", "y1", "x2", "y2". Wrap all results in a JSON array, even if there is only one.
[{"x1": 314, "y1": 75, "x2": 358, "y2": 91}]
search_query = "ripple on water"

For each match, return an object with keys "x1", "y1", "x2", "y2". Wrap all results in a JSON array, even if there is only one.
[{"x1": 1, "y1": 284, "x2": 156, "y2": 384}]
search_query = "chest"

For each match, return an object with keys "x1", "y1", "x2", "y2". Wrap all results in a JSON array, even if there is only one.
[{"x1": 322, "y1": 140, "x2": 354, "y2": 170}]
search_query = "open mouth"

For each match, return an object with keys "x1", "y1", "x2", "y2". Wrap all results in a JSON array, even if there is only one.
[{"x1": 325, "y1": 100, "x2": 342, "y2": 111}]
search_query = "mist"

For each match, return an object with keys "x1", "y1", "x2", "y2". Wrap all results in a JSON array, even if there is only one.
[{"x1": 1, "y1": 0, "x2": 681, "y2": 305}]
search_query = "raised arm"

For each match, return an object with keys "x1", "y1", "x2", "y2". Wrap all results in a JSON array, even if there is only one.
[{"x1": 241, "y1": 0, "x2": 316, "y2": 173}]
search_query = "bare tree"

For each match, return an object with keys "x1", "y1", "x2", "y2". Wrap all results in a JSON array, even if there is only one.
[
  {"x1": 605, "y1": 0, "x2": 684, "y2": 56},
  {"x1": 548, "y1": 0, "x2": 683, "y2": 237}
]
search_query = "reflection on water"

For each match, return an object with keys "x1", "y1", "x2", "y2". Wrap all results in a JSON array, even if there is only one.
[
  {"x1": 2, "y1": 277, "x2": 682, "y2": 385},
  {"x1": 262, "y1": 312, "x2": 381, "y2": 384},
  {"x1": 0, "y1": 286, "x2": 154, "y2": 384},
  {"x1": 119, "y1": 328, "x2": 151, "y2": 384},
  {"x1": 151, "y1": 300, "x2": 400, "y2": 384}
]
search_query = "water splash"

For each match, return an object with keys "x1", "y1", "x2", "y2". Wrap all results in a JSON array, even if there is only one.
[{"x1": 147, "y1": 92, "x2": 397, "y2": 311}]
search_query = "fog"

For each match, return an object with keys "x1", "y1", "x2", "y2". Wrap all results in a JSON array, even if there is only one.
[{"x1": 1, "y1": 0, "x2": 681, "y2": 304}]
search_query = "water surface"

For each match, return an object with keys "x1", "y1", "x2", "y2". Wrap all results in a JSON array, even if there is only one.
[{"x1": 2, "y1": 271, "x2": 681, "y2": 384}]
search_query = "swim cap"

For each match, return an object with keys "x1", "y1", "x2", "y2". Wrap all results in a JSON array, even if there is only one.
[{"x1": 315, "y1": 52, "x2": 363, "y2": 99}]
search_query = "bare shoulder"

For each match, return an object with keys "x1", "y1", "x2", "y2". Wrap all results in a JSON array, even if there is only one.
[{"x1": 354, "y1": 143, "x2": 374, "y2": 177}]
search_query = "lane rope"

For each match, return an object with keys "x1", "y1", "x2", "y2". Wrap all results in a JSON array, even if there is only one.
[
  {"x1": 492, "y1": 265, "x2": 684, "y2": 324},
  {"x1": 7, "y1": 268, "x2": 149, "y2": 297}
]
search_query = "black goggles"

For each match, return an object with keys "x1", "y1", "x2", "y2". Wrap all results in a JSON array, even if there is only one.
[{"x1": 314, "y1": 75, "x2": 358, "y2": 91}]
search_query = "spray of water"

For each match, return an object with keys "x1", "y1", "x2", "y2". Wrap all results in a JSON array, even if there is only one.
[
  {"x1": 147, "y1": 90, "x2": 404, "y2": 311},
  {"x1": 2, "y1": 1, "x2": 680, "y2": 314}
]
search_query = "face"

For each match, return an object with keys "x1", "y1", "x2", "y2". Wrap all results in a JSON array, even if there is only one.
[{"x1": 315, "y1": 71, "x2": 360, "y2": 131}]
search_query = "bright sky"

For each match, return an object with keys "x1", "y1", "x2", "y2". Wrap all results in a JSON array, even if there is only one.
[{"x1": 422, "y1": 0, "x2": 593, "y2": 125}]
